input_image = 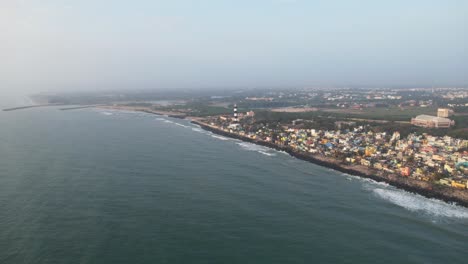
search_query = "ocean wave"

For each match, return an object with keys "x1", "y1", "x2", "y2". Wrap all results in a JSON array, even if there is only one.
[
  {"x1": 100, "y1": 112, "x2": 113, "y2": 116},
  {"x1": 160, "y1": 119, "x2": 190, "y2": 128},
  {"x1": 155, "y1": 118, "x2": 166, "y2": 121},
  {"x1": 190, "y1": 127, "x2": 211, "y2": 136},
  {"x1": 356, "y1": 178, "x2": 390, "y2": 189},
  {"x1": 174, "y1": 123, "x2": 189, "y2": 128},
  {"x1": 236, "y1": 142, "x2": 276, "y2": 157},
  {"x1": 211, "y1": 135, "x2": 230, "y2": 141},
  {"x1": 258, "y1": 151, "x2": 276, "y2": 156},
  {"x1": 237, "y1": 142, "x2": 269, "y2": 152},
  {"x1": 373, "y1": 188, "x2": 468, "y2": 219}
]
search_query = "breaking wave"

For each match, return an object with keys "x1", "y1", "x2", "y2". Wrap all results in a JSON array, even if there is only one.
[
  {"x1": 237, "y1": 142, "x2": 268, "y2": 152},
  {"x1": 236, "y1": 142, "x2": 276, "y2": 157},
  {"x1": 332, "y1": 170, "x2": 467, "y2": 220},
  {"x1": 211, "y1": 135, "x2": 231, "y2": 141},
  {"x1": 373, "y1": 188, "x2": 468, "y2": 219},
  {"x1": 158, "y1": 119, "x2": 191, "y2": 128},
  {"x1": 258, "y1": 151, "x2": 276, "y2": 156},
  {"x1": 174, "y1": 123, "x2": 189, "y2": 128}
]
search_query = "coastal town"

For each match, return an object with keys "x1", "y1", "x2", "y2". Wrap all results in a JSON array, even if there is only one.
[
  {"x1": 196, "y1": 105, "x2": 468, "y2": 195},
  {"x1": 11, "y1": 87, "x2": 468, "y2": 205}
]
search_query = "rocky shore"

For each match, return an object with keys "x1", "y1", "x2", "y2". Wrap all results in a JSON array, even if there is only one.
[{"x1": 191, "y1": 120, "x2": 468, "y2": 208}]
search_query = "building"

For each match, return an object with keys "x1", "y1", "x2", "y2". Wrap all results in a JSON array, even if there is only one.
[
  {"x1": 400, "y1": 167, "x2": 411, "y2": 177},
  {"x1": 437, "y1": 108, "x2": 450, "y2": 118},
  {"x1": 411, "y1": 115, "x2": 454, "y2": 128},
  {"x1": 246, "y1": 111, "x2": 255, "y2": 117},
  {"x1": 335, "y1": 121, "x2": 356, "y2": 129}
]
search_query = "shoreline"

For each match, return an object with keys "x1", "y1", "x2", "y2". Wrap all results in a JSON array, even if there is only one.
[
  {"x1": 90, "y1": 105, "x2": 468, "y2": 208},
  {"x1": 190, "y1": 120, "x2": 468, "y2": 208}
]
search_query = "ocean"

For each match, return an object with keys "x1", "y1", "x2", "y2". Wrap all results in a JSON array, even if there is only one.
[{"x1": 0, "y1": 106, "x2": 467, "y2": 264}]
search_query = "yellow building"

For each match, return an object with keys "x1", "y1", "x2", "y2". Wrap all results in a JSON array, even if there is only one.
[
  {"x1": 365, "y1": 146, "x2": 376, "y2": 157},
  {"x1": 451, "y1": 181, "x2": 467, "y2": 189}
]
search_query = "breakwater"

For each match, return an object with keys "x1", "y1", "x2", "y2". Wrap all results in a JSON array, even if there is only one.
[
  {"x1": 2, "y1": 104, "x2": 65, "y2": 112},
  {"x1": 191, "y1": 120, "x2": 468, "y2": 208}
]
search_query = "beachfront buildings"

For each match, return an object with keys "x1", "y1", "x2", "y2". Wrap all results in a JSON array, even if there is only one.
[{"x1": 206, "y1": 114, "x2": 468, "y2": 189}]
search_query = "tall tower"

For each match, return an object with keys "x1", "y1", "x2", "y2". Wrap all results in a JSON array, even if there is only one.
[{"x1": 233, "y1": 104, "x2": 238, "y2": 122}]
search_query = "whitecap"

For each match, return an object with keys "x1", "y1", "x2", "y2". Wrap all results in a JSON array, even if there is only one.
[
  {"x1": 211, "y1": 135, "x2": 230, "y2": 141},
  {"x1": 355, "y1": 177, "x2": 390, "y2": 189},
  {"x1": 236, "y1": 142, "x2": 269, "y2": 152},
  {"x1": 373, "y1": 188, "x2": 468, "y2": 219},
  {"x1": 236, "y1": 142, "x2": 277, "y2": 157},
  {"x1": 258, "y1": 151, "x2": 276, "y2": 157},
  {"x1": 174, "y1": 123, "x2": 189, "y2": 128}
]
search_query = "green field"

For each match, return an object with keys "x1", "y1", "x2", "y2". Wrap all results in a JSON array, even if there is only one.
[{"x1": 323, "y1": 106, "x2": 439, "y2": 121}]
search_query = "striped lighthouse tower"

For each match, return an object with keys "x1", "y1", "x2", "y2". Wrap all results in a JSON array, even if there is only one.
[{"x1": 233, "y1": 104, "x2": 238, "y2": 123}]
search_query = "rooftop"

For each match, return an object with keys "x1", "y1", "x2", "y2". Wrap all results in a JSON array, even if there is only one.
[{"x1": 414, "y1": 115, "x2": 451, "y2": 122}]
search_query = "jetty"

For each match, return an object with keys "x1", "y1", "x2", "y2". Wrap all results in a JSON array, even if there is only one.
[{"x1": 2, "y1": 104, "x2": 64, "y2": 112}]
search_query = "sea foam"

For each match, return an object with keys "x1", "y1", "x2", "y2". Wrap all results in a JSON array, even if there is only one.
[
  {"x1": 258, "y1": 151, "x2": 276, "y2": 156},
  {"x1": 236, "y1": 142, "x2": 276, "y2": 157},
  {"x1": 174, "y1": 123, "x2": 189, "y2": 128},
  {"x1": 237, "y1": 142, "x2": 268, "y2": 151},
  {"x1": 373, "y1": 188, "x2": 468, "y2": 219},
  {"x1": 210, "y1": 135, "x2": 231, "y2": 141}
]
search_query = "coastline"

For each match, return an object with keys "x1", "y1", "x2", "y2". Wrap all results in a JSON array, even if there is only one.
[
  {"x1": 90, "y1": 105, "x2": 468, "y2": 208},
  {"x1": 190, "y1": 119, "x2": 468, "y2": 208}
]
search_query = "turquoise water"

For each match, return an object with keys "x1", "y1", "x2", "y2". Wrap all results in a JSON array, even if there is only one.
[{"x1": 0, "y1": 107, "x2": 467, "y2": 264}]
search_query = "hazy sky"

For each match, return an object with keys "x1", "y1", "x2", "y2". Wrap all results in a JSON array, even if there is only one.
[{"x1": 2, "y1": 0, "x2": 467, "y2": 95}]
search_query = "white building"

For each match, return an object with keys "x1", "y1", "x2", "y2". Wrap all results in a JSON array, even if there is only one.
[
  {"x1": 437, "y1": 108, "x2": 450, "y2": 118},
  {"x1": 411, "y1": 115, "x2": 454, "y2": 128}
]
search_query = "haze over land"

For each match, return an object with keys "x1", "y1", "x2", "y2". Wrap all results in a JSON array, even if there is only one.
[
  {"x1": 1, "y1": 2, "x2": 468, "y2": 263},
  {"x1": 2, "y1": 0, "x2": 468, "y2": 96}
]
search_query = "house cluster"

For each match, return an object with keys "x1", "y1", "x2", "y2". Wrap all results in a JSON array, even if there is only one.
[
  {"x1": 208, "y1": 116, "x2": 468, "y2": 189},
  {"x1": 441, "y1": 90, "x2": 467, "y2": 100}
]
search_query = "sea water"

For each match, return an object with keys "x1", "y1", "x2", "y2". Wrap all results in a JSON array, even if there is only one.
[{"x1": 0, "y1": 107, "x2": 467, "y2": 264}]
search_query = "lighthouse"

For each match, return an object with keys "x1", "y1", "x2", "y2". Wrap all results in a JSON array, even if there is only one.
[{"x1": 233, "y1": 104, "x2": 238, "y2": 123}]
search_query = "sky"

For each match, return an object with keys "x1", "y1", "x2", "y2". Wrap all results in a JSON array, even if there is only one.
[{"x1": 1, "y1": 0, "x2": 467, "y2": 95}]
